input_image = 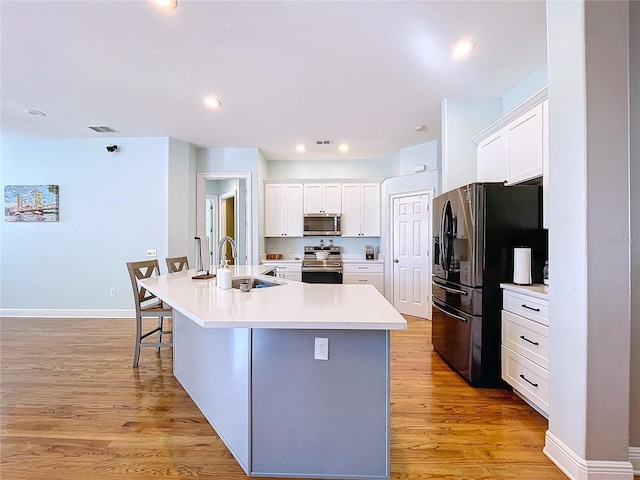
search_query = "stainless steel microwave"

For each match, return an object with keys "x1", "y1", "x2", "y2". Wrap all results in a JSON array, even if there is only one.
[{"x1": 303, "y1": 214, "x2": 341, "y2": 236}]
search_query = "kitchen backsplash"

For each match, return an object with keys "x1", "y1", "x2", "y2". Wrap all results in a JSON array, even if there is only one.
[{"x1": 265, "y1": 236, "x2": 381, "y2": 256}]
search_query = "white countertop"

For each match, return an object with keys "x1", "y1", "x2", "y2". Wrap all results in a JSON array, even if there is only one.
[
  {"x1": 500, "y1": 282, "x2": 549, "y2": 300},
  {"x1": 139, "y1": 266, "x2": 406, "y2": 331}
]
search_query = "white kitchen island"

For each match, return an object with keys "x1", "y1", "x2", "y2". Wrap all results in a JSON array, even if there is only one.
[{"x1": 139, "y1": 266, "x2": 406, "y2": 480}]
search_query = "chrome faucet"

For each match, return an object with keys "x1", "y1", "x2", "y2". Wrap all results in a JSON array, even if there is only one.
[{"x1": 217, "y1": 236, "x2": 237, "y2": 266}]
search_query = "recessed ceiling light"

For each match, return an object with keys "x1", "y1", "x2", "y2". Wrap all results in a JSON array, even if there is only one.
[
  {"x1": 452, "y1": 39, "x2": 476, "y2": 59},
  {"x1": 338, "y1": 143, "x2": 349, "y2": 153},
  {"x1": 204, "y1": 96, "x2": 221, "y2": 109},
  {"x1": 296, "y1": 144, "x2": 307, "y2": 153},
  {"x1": 152, "y1": 0, "x2": 177, "y2": 10},
  {"x1": 415, "y1": 125, "x2": 426, "y2": 132},
  {"x1": 24, "y1": 108, "x2": 47, "y2": 117}
]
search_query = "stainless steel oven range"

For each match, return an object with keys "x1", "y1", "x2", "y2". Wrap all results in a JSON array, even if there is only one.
[{"x1": 301, "y1": 245, "x2": 343, "y2": 284}]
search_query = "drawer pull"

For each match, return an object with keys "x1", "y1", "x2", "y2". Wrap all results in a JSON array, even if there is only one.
[
  {"x1": 521, "y1": 304, "x2": 540, "y2": 312},
  {"x1": 519, "y1": 335, "x2": 539, "y2": 346},
  {"x1": 358, "y1": 279, "x2": 368, "y2": 282},
  {"x1": 358, "y1": 266, "x2": 367, "y2": 269},
  {"x1": 519, "y1": 374, "x2": 539, "y2": 388}
]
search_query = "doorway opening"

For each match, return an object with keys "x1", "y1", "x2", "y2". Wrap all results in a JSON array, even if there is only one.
[
  {"x1": 196, "y1": 172, "x2": 252, "y2": 266},
  {"x1": 219, "y1": 191, "x2": 236, "y2": 265}
]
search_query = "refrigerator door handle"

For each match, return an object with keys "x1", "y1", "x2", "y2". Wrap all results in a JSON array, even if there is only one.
[
  {"x1": 440, "y1": 200, "x2": 450, "y2": 270},
  {"x1": 433, "y1": 280, "x2": 468, "y2": 296},
  {"x1": 439, "y1": 202, "x2": 446, "y2": 268},
  {"x1": 433, "y1": 301, "x2": 469, "y2": 323}
]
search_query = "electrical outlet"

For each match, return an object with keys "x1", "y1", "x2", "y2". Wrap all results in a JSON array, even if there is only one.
[
  {"x1": 110, "y1": 288, "x2": 116, "y2": 297},
  {"x1": 314, "y1": 337, "x2": 329, "y2": 360},
  {"x1": 146, "y1": 249, "x2": 157, "y2": 257}
]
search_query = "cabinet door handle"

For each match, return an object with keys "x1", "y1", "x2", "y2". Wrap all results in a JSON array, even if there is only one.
[
  {"x1": 519, "y1": 374, "x2": 539, "y2": 388},
  {"x1": 521, "y1": 304, "x2": 540, "y2": 312},
  {"x1": 520, "y1": 335, "x2": 539, "y2": 346}
]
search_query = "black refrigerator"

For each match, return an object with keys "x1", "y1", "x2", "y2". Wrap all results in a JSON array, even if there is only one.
[{"x1": 431, "y1": 182, "x2": 546, "y2": 387}]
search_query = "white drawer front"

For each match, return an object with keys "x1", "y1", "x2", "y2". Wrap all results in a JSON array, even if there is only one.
[
  {"x1": 503, "y1": 290, "x2": 549, "y2": 325},
  {"x1": 275, "y1": 264, "x2": 301, "y2": 273},
  {"x1": 343, "y1": 273, "x2": 383, "y2": 288},
  {"x1": 502, "y1": 310, "x2": 549, "y2": 369},
  {"x1": 344, "y1": 263, "x2": 383, "y2": 274},
  {"x1": 502, "y1": 346, "x2": 549, "y2": 415}
]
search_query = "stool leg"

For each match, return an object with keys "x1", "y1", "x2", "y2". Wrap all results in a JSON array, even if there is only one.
[
  {"x1": 156, "y1": 317, "x2": 163, "y2": 353},
  {"x1": 133, "y1": 315, "x2": 142, "y2": 368}
]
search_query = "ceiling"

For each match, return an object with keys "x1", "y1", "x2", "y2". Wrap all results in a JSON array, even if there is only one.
[{"x1": 0, "y1": 1, "x2": 547, "y2": 161}]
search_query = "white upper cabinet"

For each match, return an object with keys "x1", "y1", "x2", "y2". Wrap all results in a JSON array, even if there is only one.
[
  {"x1": 303, "y1": 183, "x2": 342, "y2": 214},
  {"x1": 506, "y1": 101, "x2": 545, "y2": 185},
  {"x1": 264, "y1": 184, "x2": 304, "y2": 237},
  {"x1": 477, "y1": 130, "x2": 508, "y2": 183},
  {"x1": 341, "y1": 183, "x2": 381, "y2": 237},
  {"x1": 473, "y1": 89, "x2": 548, "y2": 186}
]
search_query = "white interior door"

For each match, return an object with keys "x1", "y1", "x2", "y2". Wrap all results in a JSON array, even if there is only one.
[{"x1": 392, "y1": 193, "x2": 431, "y2": 319}]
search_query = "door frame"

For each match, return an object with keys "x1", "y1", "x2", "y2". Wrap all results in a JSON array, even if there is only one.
[
  {"x1": 389, "y1": 188, "x2": 435, "y2": 319},
  {"x1": 206, "y1": 194, "x2": 219, "y2": 268},
  {"x1": 197, "y1": 172, "x2": 252, "y2": 264}
]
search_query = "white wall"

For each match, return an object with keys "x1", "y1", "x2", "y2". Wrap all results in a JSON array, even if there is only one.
[
  {"x1": 503, "y1": 63, "x2": 548, "y2": 112},
  {"x1": 392, "y1": 141, "x2": 440, "y2": 177},
  {"x1": 266, "y1": 158, "x2": 394, "y2": 180},
  {"x1": 629, "y1": 0, "x2": 640, "y2": 465},
  {"x1": 546, "y1": 1, "x2": 632, "y2": 474},
  {"x1": 440, "y1": 97, "x2": 503, "y2": 192},
  {"x1": 0, "y1": 137, "x2": 172, "y2": 316},
  {"x1": 168, "y1": 138, "x2": 197, "y2": 262}
]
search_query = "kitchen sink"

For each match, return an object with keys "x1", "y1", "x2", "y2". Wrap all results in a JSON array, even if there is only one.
[{"x1": 231, "y1": 276, "x2": 284, "y2": 289}]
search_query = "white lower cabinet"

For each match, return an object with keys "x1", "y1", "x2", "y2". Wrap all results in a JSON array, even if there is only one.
[
  {"x1": 343, "y1": 262, "x2": 384, "y2": 294},
  {"x1": 261, "y1": 261, "x2": 301, "y2": 282},
  {"x1": 501, "y1": 287, "x2": 549, "y2": 417}
]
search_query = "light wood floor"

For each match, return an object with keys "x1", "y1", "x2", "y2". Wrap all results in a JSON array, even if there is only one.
[{"x1": 0, "y1": 315, "x2": 596, "y2": 480}]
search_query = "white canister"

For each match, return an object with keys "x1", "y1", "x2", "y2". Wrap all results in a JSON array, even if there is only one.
[
  {"x1": 217, "y1": 262, "x2": 232, "y2": 290},
  {"x1": 513, "y1": 247, "x2": 532, "y2": 285}
]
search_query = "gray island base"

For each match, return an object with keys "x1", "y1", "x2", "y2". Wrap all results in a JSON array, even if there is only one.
[{"x1": 140, "y1": 266, "x2": 406, "y2": 480}]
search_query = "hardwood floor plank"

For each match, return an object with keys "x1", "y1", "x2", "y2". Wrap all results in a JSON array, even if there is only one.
[{"x1": 1, "y1": 316, "x2": 631, "y2": 480}]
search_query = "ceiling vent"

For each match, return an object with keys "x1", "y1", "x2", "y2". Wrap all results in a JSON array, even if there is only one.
[
  {"x1": 315, "y1": 140, "x2": 332, "y2": 145},
  {"x1": 88, "y1": 125, "x2": 119, "y2": 133}
]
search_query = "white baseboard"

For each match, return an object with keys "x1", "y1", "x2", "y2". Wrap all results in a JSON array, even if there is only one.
[
  {"x1": 0, "y1": 308, "x2": 135, "y2": 318},
  {"x1": 629, "y1": 447, "x2": 640, "y2": 475},
  {"x1": 544, "y1": 431, "x2": 635, "y2": 480}
]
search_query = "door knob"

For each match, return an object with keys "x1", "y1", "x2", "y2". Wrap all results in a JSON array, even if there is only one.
[{"x1": 394, "y1": 259, "x2": 399, "y2": 263}]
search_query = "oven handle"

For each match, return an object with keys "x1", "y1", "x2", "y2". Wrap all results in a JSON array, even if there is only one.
[
  {"x1": 433, "y1": 279, "x2": 468, "y2": 296},
  {"x1": 302, "y1": 268, "x2": 343, "y2": 273},
  {"x1": 432, "y1": 301, "x2": 468, "y2": 324}
]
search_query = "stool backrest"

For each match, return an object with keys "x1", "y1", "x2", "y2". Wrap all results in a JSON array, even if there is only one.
[
  {"x1": 166, "y1": 256, "x2": 189, "y2": 273},
  {"x1": 126, "y1": 260, "x2": 162, "y2": 315}
]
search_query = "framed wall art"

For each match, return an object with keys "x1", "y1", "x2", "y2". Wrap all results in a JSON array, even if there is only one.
[{"x1": 4, "y1": 185, "x2": 59, "y2": 222}]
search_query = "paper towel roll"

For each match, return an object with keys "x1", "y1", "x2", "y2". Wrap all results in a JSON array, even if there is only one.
[{"x1": 513, "y1": 247, "x2": 532, "y2": 285}]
